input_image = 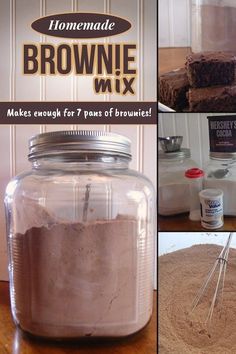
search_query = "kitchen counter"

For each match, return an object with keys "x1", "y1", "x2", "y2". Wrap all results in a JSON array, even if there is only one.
[
  {"x1": 0, "y1": 282, "x2": 156, "y2": 354},
  {"x1": 159, "y1": 47, "x2": 192, "y2": 75},
  {"x1": 159, "y1": 213, "x2": 236, "y2": 231}
]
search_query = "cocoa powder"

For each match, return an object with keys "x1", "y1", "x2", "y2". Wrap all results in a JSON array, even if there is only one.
[{"x1": 9, "y1": 213, "x2": 153, "y2": 338}]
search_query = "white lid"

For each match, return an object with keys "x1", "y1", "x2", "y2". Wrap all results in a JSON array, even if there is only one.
[{"x1": 199, "y1": 188, "x2": 223, "y2": 199}]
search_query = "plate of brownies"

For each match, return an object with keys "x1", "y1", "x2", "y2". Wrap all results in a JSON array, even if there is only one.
[{"x1": 159, "y1": 52, "x2": 236, "y2": 112}]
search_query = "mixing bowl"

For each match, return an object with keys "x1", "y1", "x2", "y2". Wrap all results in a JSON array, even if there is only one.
[{"x1": 159, "y1": 136, "x2": 183, "y2": 152}]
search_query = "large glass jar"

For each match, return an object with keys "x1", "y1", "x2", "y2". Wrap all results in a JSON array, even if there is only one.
[
  {"x1": 4, "y1": 131, "x2": 156, "y2": 339},
  {"x1": 159, "y1": 148, "x2": 197, "y2": 216},
  {"x1": 204, "y1": 152, "x2": 236, "y2": 216},
  {"x1": 191, "y1": 0, "x2": 236, "y2": 52}
]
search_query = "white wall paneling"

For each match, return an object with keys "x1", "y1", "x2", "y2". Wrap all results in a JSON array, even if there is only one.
[
  {"x1": 15, "y1": 126, "x2": 40, "y2": 174},
  {"x1": 0, "y1": 127, "x2": 11, "y2": 280},
  {"x1": 159, "y1": 0, "x2": 191, "y2": 48},
  {"x1": 15, "y1": 0, "x2": 41, "y2": 100},
  {"x1": 0, "y1": 1, "x2": 10, "y2": 100},
  {"x1": 0, "y1": 0, "x2": 156, "y2": 101},
  {"x1": 75, "y1": 0, "x2": 106, "y2": 102},
  {"x1": 110, "y1": 0, "x2": 138, "y2": 101}
]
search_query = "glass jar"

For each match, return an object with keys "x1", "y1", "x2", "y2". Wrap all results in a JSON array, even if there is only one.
[
  {"x1": 204, "y1": 152, "x2": 236, "y2": 216},
  {"x1": 191, "y1": 0, "x2": 236, "y2": 52},
  {"x1": 158, "y1": 148, "x2": 197, "y2": 216},
  {"x1": 4, "y1": 130, "x2": 156, "y2": 339}
]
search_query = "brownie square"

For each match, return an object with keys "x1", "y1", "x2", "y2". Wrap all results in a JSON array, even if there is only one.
[
  {"x1": 186, "y1": 52, "x2": 236, "y2": 88},
  {"x1": 188, "y1": 84, "x2": 236, "y2": 112},
  {"x1": 159, "y1": 68, "x2": 189, "y2": 111}
]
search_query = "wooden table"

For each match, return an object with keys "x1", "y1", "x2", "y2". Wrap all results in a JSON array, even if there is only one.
[
  {"x1": 0, "y1": 282, "x2": 156, "y2": 354},
  {"x1": 159, "y1": 213, "x2": 236, "y2": 231},
  {"x1": 158, "y1": 47, "x2": 192, "y2": 75}
]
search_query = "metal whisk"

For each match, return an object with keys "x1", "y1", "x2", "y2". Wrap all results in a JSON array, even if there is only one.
[{"x1": 191, "y1": 232, "x2": 233, "y2": 324}]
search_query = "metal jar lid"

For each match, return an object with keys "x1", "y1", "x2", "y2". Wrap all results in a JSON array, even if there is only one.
[
  {"x1": 159, "y1": 148, "x2": 191, "y2": 160},
  {"x1": 28, "y1": 130, "x2": 132, "y2": 160},
  {"x1": 210, "y1": 151, "x2": 236, "y2": 160}
]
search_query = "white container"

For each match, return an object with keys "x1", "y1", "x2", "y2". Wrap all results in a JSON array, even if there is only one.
[
  {"x1": 191, "y1": 0, "x2": 236, "y2": 52},
  {"x1": 204, "y1": 153, "x2": 236, "y2": 216},
  {"x1": 199, "y1": 189, "x2": 224, "y2": 229},
  {"x1": 158, "y1": 149, "x2": 197, "y2": 216},
  {"x1": 185, "y1": 168, "x2": 204, "y2": 221}
]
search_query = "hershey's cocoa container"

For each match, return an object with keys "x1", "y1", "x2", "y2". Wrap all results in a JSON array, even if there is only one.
[
  {"x1": 205, "y1": 116, "x2": 236, "y2": 216},
  {"x1": 207, "y1": 115, "x2": 236, "y2": 153},
  {"x1": 4, "y1": 130, "x2": 156, "y2": 339}
]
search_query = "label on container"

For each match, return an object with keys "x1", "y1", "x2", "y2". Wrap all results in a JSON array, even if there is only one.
[
  {"x1": 200, "y1": 195, "x2": 223, "y2": 229},
  {"x1": 208, "y1": 116, "x2": 236, "y2": 152}
]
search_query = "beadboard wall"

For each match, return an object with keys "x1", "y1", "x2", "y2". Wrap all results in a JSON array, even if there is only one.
[
  {"x1": 159, "y1": 113, "x2": 235, "y2": 168},
  {"x1": 0, "y1": 2, "x2": 157, "y2": 285},
  {"x1": 0, "y1": 0, "x2": 157, "y2": 101},
  {"x1": 158, "y1": 0, "x2": 191, "y2": 48},
  {"x1": 0, "y1": 124, "x2": 157, "y2": 288}
]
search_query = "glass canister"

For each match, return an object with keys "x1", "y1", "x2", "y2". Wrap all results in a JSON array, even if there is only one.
[
  {"x1": 204, "y1": 152, "x2": 236, "y2": 216},
  {"x1": 158, "y1": 148, "x2": 198, "y2": 216},
  {"x1": 191, "y1": 0, "x2": 236, "y2": 52},
  {"x1": 4, "y1": 130, "x2": 156, "y2": 339}
]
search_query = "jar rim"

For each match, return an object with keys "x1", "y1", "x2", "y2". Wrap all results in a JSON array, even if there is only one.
[
  {"x1": 210, "y1": 152, "x2": 236, "y2": 159},
  {"x1": 158, "y1": 148, "x2": 191, "y2": 160},
  {"x1": 28, "y1": 130, "x2": 132, "y2": 160}
]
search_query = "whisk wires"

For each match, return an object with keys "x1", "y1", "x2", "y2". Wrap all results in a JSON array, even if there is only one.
[{"x1": 191, "y1": 232, "x2": 233, "y2": 324}]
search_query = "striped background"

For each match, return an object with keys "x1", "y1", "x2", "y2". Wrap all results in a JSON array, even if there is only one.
[
  {"x1": 1, "y1": 0, "x2": 156, "y2": 101},
  {"x1": 0, "y1": 0, "x2": 157, "y2": 285},
  {"x1": 159, "y1": 0, "x2": 191, "y2": 48}
]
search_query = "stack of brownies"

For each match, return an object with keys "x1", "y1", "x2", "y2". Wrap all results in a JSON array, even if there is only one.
[{"x1": 159, "y1": 52, "x2": 236, "y2": 112}]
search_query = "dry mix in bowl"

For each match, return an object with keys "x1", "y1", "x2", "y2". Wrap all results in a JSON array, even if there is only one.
[{"x1": 159, "y1": 244, "x2": 236, "y2": 354}]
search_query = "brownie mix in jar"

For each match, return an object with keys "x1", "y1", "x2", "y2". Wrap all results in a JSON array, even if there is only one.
[{"x1": 4, "y1": 130, "x2": 156, "y2": 339}]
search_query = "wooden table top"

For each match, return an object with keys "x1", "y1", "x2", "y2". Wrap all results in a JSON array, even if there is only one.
[
  {"x1": 0, "y1": 282, "x2": 157, "y2": 354},
  {"x1": 159, "y1": 213, "x2": 236, "y2": 231},
  {"x1": 158, "y1": 47, "x2": 192, "y2": 75}
]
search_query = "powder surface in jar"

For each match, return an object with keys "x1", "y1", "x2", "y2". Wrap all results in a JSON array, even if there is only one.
[
  {"x1": 9, "y1": 208, "x2": 153, "y2": 338},
  {"x1": 159, "y1": 244, "x2": 236, "y2": 354}
]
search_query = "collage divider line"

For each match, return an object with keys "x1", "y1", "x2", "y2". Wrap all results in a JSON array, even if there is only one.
[
  {"x1": 10, "y1": 0, "x2": 16, "y2": 177},
  {"x1": 104, "y1": 0, "x2": 111, "y2": 133},
  {"x1": 40, "y1": 0, "x2": 46, "y2": 133},
  {"x1": 197, "y1": 113, "x2": 203, "y2": 168},
  {"x1": 137, "y1": 0, "x2": 144, "y2": 173},
  {"x1": 72, "y1": 0, "x2": 79, "y2": 130}
]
